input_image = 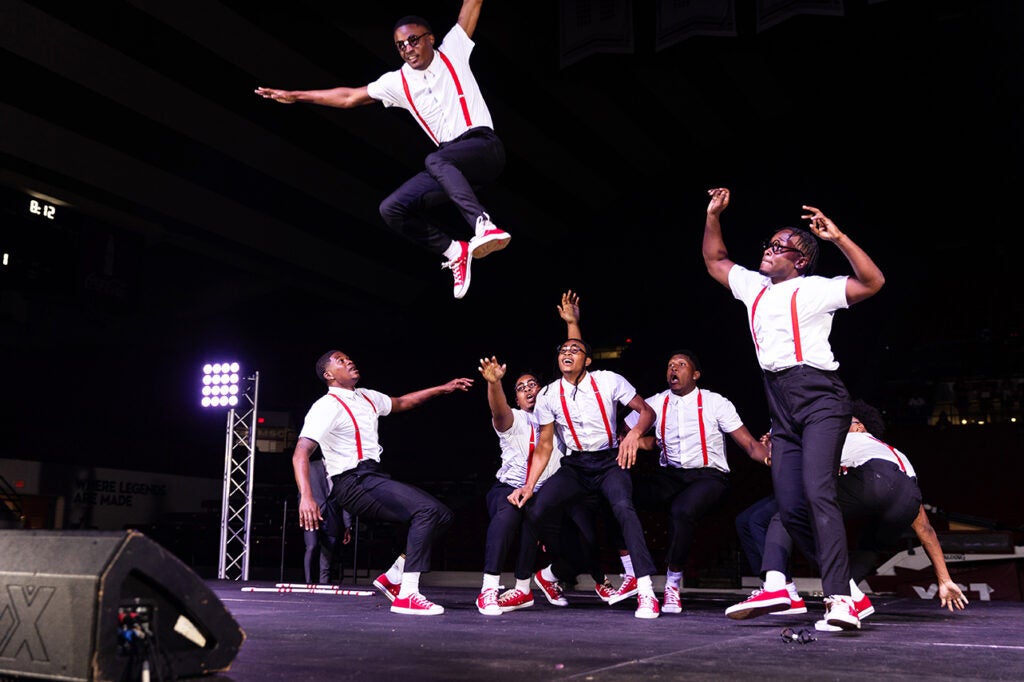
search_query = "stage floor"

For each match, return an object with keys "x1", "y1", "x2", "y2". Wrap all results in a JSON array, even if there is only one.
[{"x1": 201, "y1": 579, "x2": 1024, "y2": 681}]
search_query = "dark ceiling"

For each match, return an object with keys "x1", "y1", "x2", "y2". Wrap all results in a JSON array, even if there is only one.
[{"x1": 1, "y1": 0, "x2": 1020, "y2": 478}]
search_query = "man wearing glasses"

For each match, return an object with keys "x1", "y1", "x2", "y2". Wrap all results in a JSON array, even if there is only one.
[
  {"x1": 509, "y1": 335, "x2": 663, "y2": 619},
  {"x1": 702, "y1": 187, "x2": 886, "y2": 630},
  {"x1": 255, "y1": 0, "x2": 508, "y2": 300}
]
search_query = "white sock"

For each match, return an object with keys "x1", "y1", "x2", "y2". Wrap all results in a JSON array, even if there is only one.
[
  {"x1": 764, "y1": 570, "x2": 786, "y2": 591},
  {"x1": 620, "y1": 554, "x2": 634, "y2": 577},
  {"x1": 665, "y1": 570, "x2": 683, "y2": 589},
  {"x1": 385, "y1": 554, "x2": 405, "y2": 583},
  {"x1": 398, "y1": 571, "x2": 420, "y2": 599},
  {"x1": 442, "y1": 241, "x2": 461, "y2": 261},
  {"x1": 540, "y1": 565, "x2": 558, "y2": 582},
  {"x1": 786, "y1": 581, "x2": 800, "y2": 599},
  {"x1": 482, "y1": 573, "x2": 500, "y2": 591},
  {"x1": 849, "y1": 579, "x2": 864, "y2": 601},
  {"x1": 516, "y1": 578, "x2": 531, "y2": 593},
  {"x1": 637, "y1": 575, "x2": 655, "y2": 597}
]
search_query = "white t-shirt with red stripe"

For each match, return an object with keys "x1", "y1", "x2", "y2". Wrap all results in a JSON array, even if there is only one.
[
  {"x1": 494, "y1": 408, "x2": 564, "y2": 490},
  {"x1": 728, "y1": 264, "x2": 849, "y2": 372},
  {"x1": 841, "y1": 431, "x2": 917, "y2": 478},
  {"x1": 298, "y1": 386, "x2": 392, "y2": 477},
  {"x1": 534, "y1": 370, "x2": 638, "y2": 453},
  {"x1": 366, "y1": 24, "x2": 493, "y2": 145},
  {"x1": 623, "y1": 387, "x2": 744, "y2": 473}
]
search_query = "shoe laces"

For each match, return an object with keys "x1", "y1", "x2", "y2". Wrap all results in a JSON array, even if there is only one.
[
  {"x1": 497, "y1": 588, "x2": 517, "y2": 599},
  {"x1": 442, "y1": 256, "x2": 466, "y2": 283},
  {"x1": 480, "y1": 589, "x2": 498, "y2": 604},
  {"x1": 409, "y1": 593, "x2": 435, "y2": 608},
  {"x1": 638, "y1": 593, "x2": 657, "y2": 609}
]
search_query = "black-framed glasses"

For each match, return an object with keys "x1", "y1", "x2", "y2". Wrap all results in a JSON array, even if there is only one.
[
  {"x1": 557, "y1": 344, "x2": 586, "y2": 356},
  {"x1": 761, "y1": 239, "x2": 804, "y2": 256},
  {"x1": 395, "y1": 31, "x2": 431, "y2": 51},
  {"x1": 514, "y1": 380, "x2": 539, "y2": 393}
]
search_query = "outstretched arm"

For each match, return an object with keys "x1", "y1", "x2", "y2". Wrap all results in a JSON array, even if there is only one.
[
  {"x1": 911, "y1": 505, "x2": 968, "y2": 611},
  {"x1": 479, "y1": 356, "x2": 513, "y2": 432},
  {"x1": 391, "y1": 377, "x2": 474, "y2": 412},
  {"x1": 458, "y1": 0, "x2": 484, "y2": 38},
  {"x1": 254, "y1": 85, "x2": 375, "y2": 108},
  {"x1": 703, "y1": 187, "x2": 737, "y2": 289},
  {"x1": 557, "y1": 290, "x2": 581, "y2": 339},
  {"x1": 801, "y1": 205, "x2": 885, "y2": 305}
]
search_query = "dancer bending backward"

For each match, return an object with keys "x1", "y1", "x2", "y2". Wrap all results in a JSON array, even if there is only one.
[
  {"x1": 292, "y1": 350, "x2": 472, "y2": 615},
  {"x1": 702, "y1": 187, "x2": 885, "y2": 630},
  {"x1": 509, "y1": 337, "x2": 661, "y2": 618}
]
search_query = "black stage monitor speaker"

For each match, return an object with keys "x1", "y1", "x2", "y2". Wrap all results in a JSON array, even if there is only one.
[{"x1": 0, "y1": 529, "x2": 245, "y2": 681}]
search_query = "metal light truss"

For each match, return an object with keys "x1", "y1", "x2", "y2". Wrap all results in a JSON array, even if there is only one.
[{"x1": 218, "y1": 371, "x2": 260, "y2": 580}]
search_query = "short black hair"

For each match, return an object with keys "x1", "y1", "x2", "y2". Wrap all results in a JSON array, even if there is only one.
[
  {"x1": 668, "y1": 349, "x2": 702, "y2": 374},
  {"x1": 315, "y1": 350, "x2": 340, "y2": 385},
  {"x1": 850, "y1": 398, "x2": 886, "y2": 437},
  {"x1": 785, "y1": 227, "x2": 820, "y2": 275},
  {"x1": 393, "y1": 15, "x2": 432, "y2": 32}
]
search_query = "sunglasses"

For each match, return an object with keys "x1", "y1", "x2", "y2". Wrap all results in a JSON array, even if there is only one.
[{"x1": 395, "y1": 31, "x2": 431, "y2": 52}]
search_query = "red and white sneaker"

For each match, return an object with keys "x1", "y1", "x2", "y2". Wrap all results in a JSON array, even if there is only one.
[
  {"x1": 595, "y1": 579, "x2": 617, "y2": 602},
  {"x1": 476, "y1": 588, "x2": 502, "y2": 616},
  {"x1": 608, "y1": 575, "x2": 638, "y2": 605},
  {"x1": 372, "y1": 573, "x2": 400, "y2": 603},
  {"x1": 661, "y1": 585, "x2": 683, "y2": 614},
  {"x1": 855, "y1": 594, "x2": 874, "y2": 619},
  {"x1": 815, "y1": 594, "x2": 873, "y2": 631},
  {"x1": 821, "y1": 594, "x2": 860, "y2": 630},
  {"x1": 390, "y1": 592, "x2": 444, "y2": 616},
  {"x1": 725, "y1": 587, "x2": 791, "y2": 620},
  {"x1": 533, "y1": 570, "x2": 568, "y2": 606},
  {"x1": 770, "y1": 594, "x2": 808, "y2": 615},
  {"x1": 469, "y1": 213, "x2": 510, "y2": 259},
  {"x1": 635, "y1": 593, "x2": 660, "y2": 619},
  {"x1": 497, "y1": 588, "x2": 534, "y2": 613},
  {"x1": 442, "y1": 241, "x2": 472, "y2": 299}
]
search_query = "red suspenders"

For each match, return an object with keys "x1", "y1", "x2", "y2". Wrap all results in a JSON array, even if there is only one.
[{"x1": 399, "y1": 49, "x2": 473, "y2": 145}]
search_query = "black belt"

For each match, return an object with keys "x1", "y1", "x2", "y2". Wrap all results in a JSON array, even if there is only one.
[{"x1": 568, "y1": 447, "x2": 616, "y2": 457}]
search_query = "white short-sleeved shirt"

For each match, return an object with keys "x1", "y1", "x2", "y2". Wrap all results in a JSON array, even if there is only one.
[
  {"x1": 366, "y1": 24, "x2": 493, "y2": 145},
  {"x1": 728, "y1": 264, "x2": 849, "y2": 372},
  {"x1": 298, "y1": 386, "x2": 392, "y2": 478},
  {"x1": 494, "y1": 408, "x2": 564, "y2": 490},
  {"x1": 534, "y1": 370, "x2": 637, "y2": 452},
  {"x1": 623, "y1": 387, "x2": 743, "y2": 473},
  {"x1": 841, "y1": 431, "x2": 917, "y2": 478}
]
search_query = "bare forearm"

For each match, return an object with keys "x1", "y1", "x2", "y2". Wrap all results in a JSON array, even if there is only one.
[
  {"x1": 912, "y1": 506, "x2": 953, "y2": 583},
  {"x1": 834, "y1": 234, "x2": 885, "y2": 301},
  {"x1": 524, "y1": 444, "x2": 551, "y2": 491},
  {"x1": 486, "y1": 380, "x2": 513, "y2": 431},
  {"x1": 256, "y1": 85, "x2": 373, "y2": 108},
  {"x1": 292, "y1": 440, "x2": 317, "y2": 498}
]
